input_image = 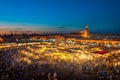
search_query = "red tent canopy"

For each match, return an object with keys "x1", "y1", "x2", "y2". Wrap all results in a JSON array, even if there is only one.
[{"x1": 93, "y1": 51, "x2": 108, "y2": 54}]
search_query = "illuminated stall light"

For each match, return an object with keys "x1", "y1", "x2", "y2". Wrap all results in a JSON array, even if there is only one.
[
  {"x1": 66, "y1": 40, "x2": 75, "y2": 44},
  {"x1": 18, "y1": 43, "x2": 22, "y2": 46},
  {"x1": 106, "y1": 44, "x2": 111, "y2": 48},
  {"x1": 118, "y1": 43, "x2": 120, "y2": 48}
]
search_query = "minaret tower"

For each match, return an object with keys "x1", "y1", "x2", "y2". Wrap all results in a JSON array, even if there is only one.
[
  {"x1": 85, "y1": 25, "x2": 89, "y2": 34},
  {"x1": 84, "y1": 25, "x2": 89, "y2": 38}
]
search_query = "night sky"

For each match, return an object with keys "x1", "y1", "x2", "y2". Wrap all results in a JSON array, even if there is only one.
[{"x1": 0, "y1": 0, "x2": 120, "y2": 34}]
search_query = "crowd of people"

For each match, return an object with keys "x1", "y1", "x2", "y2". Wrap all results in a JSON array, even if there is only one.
[{"x1": 0, "y1": 42, "x2": 120, "y2": 80}]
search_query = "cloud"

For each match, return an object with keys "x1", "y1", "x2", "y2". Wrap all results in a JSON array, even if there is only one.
[
  {"x1": 57, "y1": 26, "x2": 65, "y2": 29},
  {"x1": 13, "y1": 28, "x2": 23, "y2": 31},
  {"x1": 0, "y1": 22, "x2": 69, "y2": 34},
  {"x1": 0, "y1": 28, "x2": 9, "y2": 31}
]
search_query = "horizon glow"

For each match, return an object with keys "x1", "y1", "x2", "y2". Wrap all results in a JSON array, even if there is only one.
[{"x1": 0, "y1": 0, "x2": 120, "y2": 34}]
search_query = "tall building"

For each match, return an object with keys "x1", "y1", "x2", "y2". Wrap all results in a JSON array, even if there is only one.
[
  {"x1": 80, "y1": 25, "x2": 89, "y2": 38},
  {"x1": 85, "y1": 25, "x2": 89, "y2": 34},
  {"x1": 84, "y1": 25, "x2": 89, "y2": 38},
  {"x1": 66, "y1": 25, "x2": 89, "y2": 39}
]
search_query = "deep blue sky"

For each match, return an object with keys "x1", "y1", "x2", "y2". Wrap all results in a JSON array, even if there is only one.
[{"x1": 0, "y1": 0, "x2": 120, "y2": 33}]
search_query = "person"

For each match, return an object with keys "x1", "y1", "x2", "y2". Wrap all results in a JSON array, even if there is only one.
[
  {"x1": 48, "y1": 72, "x2": 51, "y2": 80},
  {"x1": 53, "y1": 72, "x2": 58, "y2": 80}
]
